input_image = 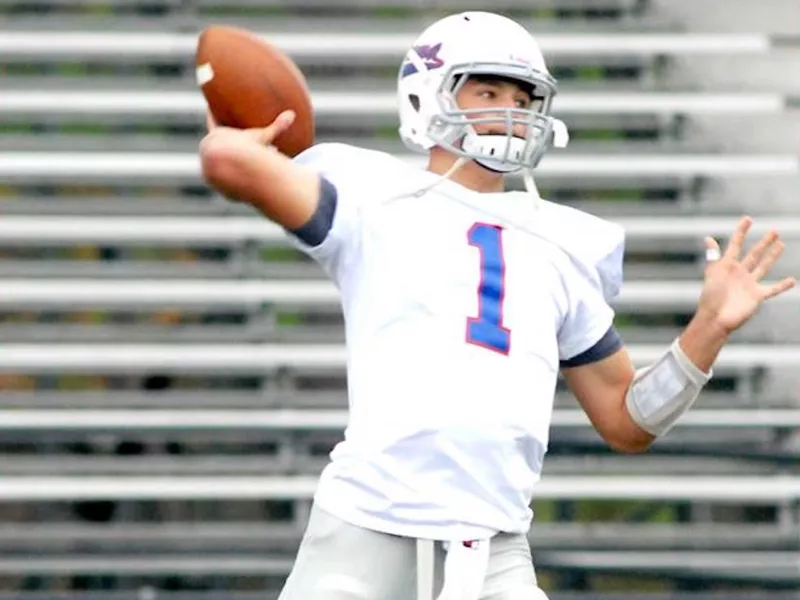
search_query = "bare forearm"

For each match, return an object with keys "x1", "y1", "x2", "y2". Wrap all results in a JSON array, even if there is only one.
[
  {"x1": 199, "y1": 131, "x2": 320, "y2": 230},
  {"x1": 677, "y1": 308, "x2": 729, "y2": 373}
]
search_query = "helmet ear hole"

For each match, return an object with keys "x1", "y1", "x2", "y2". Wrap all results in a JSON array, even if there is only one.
[{"x1": 409, "y1": 94, "x2": 421, "y2": 112}]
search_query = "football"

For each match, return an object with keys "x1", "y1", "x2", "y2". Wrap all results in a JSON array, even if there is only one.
[{"x1": 195, "y1": 25, "x2": 315, "y2": 157}]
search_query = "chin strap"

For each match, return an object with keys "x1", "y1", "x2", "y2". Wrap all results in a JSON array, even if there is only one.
[
  {"x1": 522, "y1": 169, "x2": 540, "y2": 210},
  {"x1": 387, "y1": 154, "x2": 543, "y2": 215},
  {"x1": 384, "y1": 156, "x2": 470, "y2": 204},
  {"x1": 416, "y1": 156, "x2": 470, "y2": 196}
]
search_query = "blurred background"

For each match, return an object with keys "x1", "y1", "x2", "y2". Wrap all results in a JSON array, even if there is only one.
[{"x1": 0, "y1": 0, "x2": 799, "y2": 599}]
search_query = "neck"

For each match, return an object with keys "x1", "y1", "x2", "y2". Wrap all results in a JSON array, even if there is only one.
[{"x1": 426, "y1": 147, "x2": 505, "y2": 193}]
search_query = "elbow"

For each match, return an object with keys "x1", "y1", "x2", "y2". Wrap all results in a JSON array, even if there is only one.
[
  {"x1": 606, "y1": 436, "x2": 653, "y2": 454},
  {"x1": 605, "y1": 392, "x2": 657, "y2": 454},
  {"x1": 602, "y1": 424, "x2": 655, "y2": 454}
]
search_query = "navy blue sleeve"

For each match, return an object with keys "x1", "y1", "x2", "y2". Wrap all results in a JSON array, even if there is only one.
[
  {"x1": 288, "y1": 176, "x2": 338, "y2": 247},
  {"x1": 559, "y1": 325, "x2": 623, "y2": 368}
]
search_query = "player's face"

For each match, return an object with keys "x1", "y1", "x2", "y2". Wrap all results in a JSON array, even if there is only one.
[{"x1": 455, "y1": 77, "x2": 536, "y2": 139}]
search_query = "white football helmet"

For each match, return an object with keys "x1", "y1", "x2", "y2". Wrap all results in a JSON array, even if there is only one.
[{"x1": 397, "y1": 11, "x2": 569, "y2": 174}]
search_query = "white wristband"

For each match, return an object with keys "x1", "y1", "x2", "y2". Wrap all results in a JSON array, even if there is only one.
[{"x1": 625, "y1": 338, "x2": 712, "y2": 437}]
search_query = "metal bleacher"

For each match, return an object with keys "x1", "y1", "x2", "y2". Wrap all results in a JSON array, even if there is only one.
[{"x1": 0, "y1": 0, "x2": 799, "y2": 598}]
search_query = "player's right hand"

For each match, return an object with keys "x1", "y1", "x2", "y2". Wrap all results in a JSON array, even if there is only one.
[
  {"x1": 204, "y1": 109, "x2": 295, "y2": 148},
  {"x1": 250, "y1": 110, "x2": 296, "y2": 146}
]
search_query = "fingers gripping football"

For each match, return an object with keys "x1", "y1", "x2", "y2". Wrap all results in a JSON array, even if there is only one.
[{"x1": 196, "y1": 25, "x2": 314, "y2": 157}]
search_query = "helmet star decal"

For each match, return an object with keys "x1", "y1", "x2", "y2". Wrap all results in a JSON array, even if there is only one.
[{"x1": 401, "y1": 43, "x2": 445, "y2": 77}]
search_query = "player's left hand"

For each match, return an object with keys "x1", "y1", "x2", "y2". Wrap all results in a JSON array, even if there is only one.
[{"x1": 697, "y1": 216, "x2": 796, "y2": 335}]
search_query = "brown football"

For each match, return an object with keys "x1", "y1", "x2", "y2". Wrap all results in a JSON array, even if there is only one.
[{"x1": 195, "y1": 25, "x2": 315, "y2": 157}]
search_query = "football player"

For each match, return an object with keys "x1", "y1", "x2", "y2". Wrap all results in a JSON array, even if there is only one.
[{"x1": 199, "y1": 11, "x2": 795, "y2": 600}]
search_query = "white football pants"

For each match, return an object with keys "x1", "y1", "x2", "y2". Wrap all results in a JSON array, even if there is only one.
[{"x1": 277, "y1": 504, "x2": 547, "y2": 600}]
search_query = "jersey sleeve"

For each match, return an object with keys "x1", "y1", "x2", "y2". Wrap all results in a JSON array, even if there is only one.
[
  {"x1": 289, "y1": 143, "x2": 365, "y2": 283},
  {"x1": 557, "y1": 267, "x2": 617, "y2": 363},
  {"x1": 535, "y1": 199, "x2": 626, "y2": 303}
]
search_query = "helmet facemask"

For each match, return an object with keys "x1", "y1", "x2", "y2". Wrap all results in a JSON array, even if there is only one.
[{"x1": 424, "y1": 62, "x2": 568, "y2": 174}]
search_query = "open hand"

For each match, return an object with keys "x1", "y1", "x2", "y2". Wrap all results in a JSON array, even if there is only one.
[{"x1": 698, "y1": 216, "x2": 796, "y2": 334}]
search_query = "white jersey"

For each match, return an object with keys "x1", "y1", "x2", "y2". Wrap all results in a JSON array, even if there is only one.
[{"x1": 291, "y1": 143, "x2": 625, "y2": 541}]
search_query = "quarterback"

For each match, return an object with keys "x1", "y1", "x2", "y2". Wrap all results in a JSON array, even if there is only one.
[{"x1": 199, "y1": 11, "x2": 795, "y2": 600}]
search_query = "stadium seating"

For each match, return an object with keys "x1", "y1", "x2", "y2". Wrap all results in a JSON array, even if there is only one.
[{"x1": 0, "y1": 0, "x2": 798, "y2": 598}]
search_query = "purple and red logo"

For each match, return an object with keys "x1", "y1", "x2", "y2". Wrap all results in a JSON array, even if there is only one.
[{"x1": 401, "y1": 43, "x2": 445, "y2": 77}]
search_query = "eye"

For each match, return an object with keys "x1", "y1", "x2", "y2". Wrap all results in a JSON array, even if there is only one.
[{"x1": 479, "y1": 89, "x2": 497, "y2": 100}]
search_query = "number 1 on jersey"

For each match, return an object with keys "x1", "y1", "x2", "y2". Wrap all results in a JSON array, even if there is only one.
[{"x1": 466, "y1": 223, "x2": 511, "y2": 355}]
